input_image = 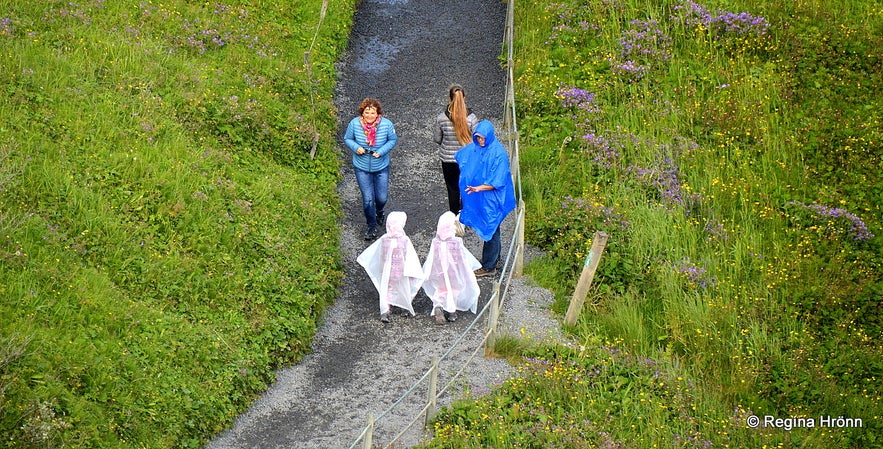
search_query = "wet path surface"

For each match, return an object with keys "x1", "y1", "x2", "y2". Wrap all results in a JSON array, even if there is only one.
[{"x1": 205, "y1": 1, "x2": 512, "y2": 447}]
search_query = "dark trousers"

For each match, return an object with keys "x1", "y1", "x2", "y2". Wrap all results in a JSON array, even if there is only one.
[
  {"x1": 481, "y1": 225, "x2": 502, "y2": 271},
  {"x1": 441, "y1": 161, "x2": 461, "y2": 213}
]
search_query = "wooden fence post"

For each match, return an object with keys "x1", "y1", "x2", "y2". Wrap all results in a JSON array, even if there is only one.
[
  {"x1": 564, "y1": 231, "x2": 608, "y2": 326},
  {"x1": 485, "y1": 283, "x2": 501, "y2": 356},
  {"x1": 513, "y1": 200, "x2": 525, "y2": 277},
  {"x1": 425, "y1": 357, "x2": 439, "y2": 426},
  {"x1": 362, "y1": 414, "x2": 374, "y2": 449}
]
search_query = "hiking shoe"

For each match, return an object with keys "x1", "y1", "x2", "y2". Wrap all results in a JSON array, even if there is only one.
[
  {"x1": 376, "y1": 211, "x2": 386, "y2": 227},
  {"x1": 433, "y1": 307, "x2": 446, "y2": 324},
  {"x1": 446, "y1": 312, "x2": 458, "y2": 322},
  {"x1": 380, "y1": 312, "x2": 390, "y2": 323},
  {"x1": 364, "y1": 227, "x2": 377, "y2": 240},
  {"x1": 474, "y1": 267, "x2": 495, "y2": 277}
]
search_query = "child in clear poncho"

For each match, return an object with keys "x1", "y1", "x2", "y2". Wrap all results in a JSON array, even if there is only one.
[
  {"x1": 356, "y1": 211, "x2": 424, "y2": 322},
  {"x1": 422, "y1": 211, "x2": 481, "y2": 323}
]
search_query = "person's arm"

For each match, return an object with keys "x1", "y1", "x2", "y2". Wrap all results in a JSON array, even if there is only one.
[
  {"x1": 465, "y1": 184, "x2": 494, "y2": 194},
  {"x1": 343, "y1": 119, "x2": 365, "y2": 154},
  {"x1": 432, "y1": 114, "x2": 444, "y2": 145}
]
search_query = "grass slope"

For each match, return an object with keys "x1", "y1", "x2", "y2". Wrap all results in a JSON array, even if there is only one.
[
  {"x1": 0, "y1": 1, "x2": 355, "y2": 447},
  {"x1": 420, "y1": 0, "x2": 882, "y2": 448}
]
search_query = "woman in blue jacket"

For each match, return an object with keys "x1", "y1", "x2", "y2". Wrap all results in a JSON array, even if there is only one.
[
  {"x1": 455, "y1": 120, "x2": 516, "y2": 276},
  {"x1": 344, "y1": 98, "x2": 398, "y2": 240}
]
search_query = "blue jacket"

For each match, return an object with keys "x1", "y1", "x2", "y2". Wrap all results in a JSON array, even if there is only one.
[
  {"x1": 455, "y1": 120, "x2": 517, "y2": 241},
  {"x1": 344, "y1": 116, "x2": 397, "y2": 172}
]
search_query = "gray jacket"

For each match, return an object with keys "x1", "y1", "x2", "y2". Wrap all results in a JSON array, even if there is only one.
[{"x1": 433, "y1": 109, "x2": 478, "y2": 163}]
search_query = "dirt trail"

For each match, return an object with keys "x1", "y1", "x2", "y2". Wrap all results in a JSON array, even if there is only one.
[{"x1": 205, "y1": 1, "x2": 564, "y2": 447}]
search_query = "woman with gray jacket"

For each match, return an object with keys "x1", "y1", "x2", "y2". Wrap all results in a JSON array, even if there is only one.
[{"x1": 433, "y1": 84, "x2": 478, "y2": 213}]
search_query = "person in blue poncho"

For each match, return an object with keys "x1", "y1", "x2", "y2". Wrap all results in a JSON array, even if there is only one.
[{"x1": 454, "y1": 120, "x2": 516, "y2": 277}]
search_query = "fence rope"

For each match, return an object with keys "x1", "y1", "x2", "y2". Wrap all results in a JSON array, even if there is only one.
[
  {"x1": 304, "y1": 0, "x2": 329, "y2": 159},
  {"x1": 348, "y1": 0, "x2": 523, "y2": 446}
]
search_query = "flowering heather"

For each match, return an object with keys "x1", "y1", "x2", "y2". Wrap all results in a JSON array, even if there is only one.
[
  {"x1": 674, "y1": 258, "x2": 715, "y2": 289},
  {"x1": 0, "y1": 17, "x2": 13, "y2": 36},
  {"x1": 608, "y1": 19, "x2": 672, "y2": 82},
  {"x1": 547, "y1": 19, "x2": 599, "y2": 45},
  {"x1": 703, "y1": 218, "x2": 729, "y2": 241},
  {"x1": 557, "y1": 86, "x2": 600, "y2": 113},
  {"x1": 611, "y1": 60, "x2": 648, "y2": 81},
  {"x1": 557, "y1": 86, "x2": 602, "y2": 130},
  {"x1": 619, "y1": 19, "x2": 672, "y2": 62},
  {"x1": 787, "y1": 201, "x2": 875, "y2": 242},
  {"x1": 629, "y1": 157, "x2": 702, "y2": 213},
  {"x1": 581, "y1": 133, "x2": 621, "y2": 168},
  {"x1": 673, "y1": 0, "x2": 770, "y2": 39}
]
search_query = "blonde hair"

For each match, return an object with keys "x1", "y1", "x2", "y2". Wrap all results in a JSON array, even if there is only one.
[{"x1": 448, "y1": 85, "x2": 471, "y2": 145}]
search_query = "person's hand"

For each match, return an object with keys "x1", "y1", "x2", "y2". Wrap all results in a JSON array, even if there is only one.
[
  {"x1": 357, "y1": 146, "x2": 366, "y2": 155},
  {"x1": 465, "y1": 185, "x2": 490, "y2": 194}
]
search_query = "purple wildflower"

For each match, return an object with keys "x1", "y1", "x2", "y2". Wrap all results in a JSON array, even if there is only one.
[
  {"x1": 557, "y1": 86, "x2": 599, "y2": 113},
  {"x1": 704, "y1": 218, "x2": 728, "y2": 241},
  {"x1": 581, "y1": 133, "x2": 621, "y2": 168},
  {"x1": 673, "y1": 0, "x2": 770, "y2": 39},
  {"x1": 0, "y1": 17, "x2": 13, "y2": 36},
  {"x1": 787, "y1": 201, "x2": 875, "y2": 242},
  {"x1": 610, "y1": 59, "x2": 648, "y2": 81},
  {"x1": 619, "y1": 19, "x2": 672, "y2": 62},
  {"x1": 674, "y1": 258, "x2": 715, "y2": 289},
  {"x1": 629, "y1": 156, "x2": 702, "y2": 213}
]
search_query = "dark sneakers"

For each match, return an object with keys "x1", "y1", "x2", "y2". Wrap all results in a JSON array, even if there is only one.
[
  {"x1": 376, "y1": 211, "x2": 386, "y2": 227},
  {"x1": 379, "y1": 312, "x2": 390, "y2": 323},
  {"x1": 364, "y1": 226, "x2": 377, "y2": 240}
]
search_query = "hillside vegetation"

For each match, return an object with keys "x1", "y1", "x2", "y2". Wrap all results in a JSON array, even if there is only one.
[
  {"x1": 0, "y1": 1, "x2": 355, "y2": 447},
  {"x1": 421, "y1": 0, "x2": 882, "y2": 448}
]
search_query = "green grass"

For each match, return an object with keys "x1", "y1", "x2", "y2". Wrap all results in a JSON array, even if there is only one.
[
  {"x1": 0, "y1": 1, "x2": 355, "y2": 447},
  {"x1": 420, "y1": 0, "x2": 882, "y2": 448},
  {"x1": 3, "y1": 1, "x2": 881, "y2": 448}
]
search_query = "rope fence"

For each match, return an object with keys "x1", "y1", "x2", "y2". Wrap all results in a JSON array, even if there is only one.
[
  {"x1": 303, "y1": 0, "x2": 329, "y2": 159},
  {"x1": 346, "y1": 0, "x2": 525, "y2": 447}
]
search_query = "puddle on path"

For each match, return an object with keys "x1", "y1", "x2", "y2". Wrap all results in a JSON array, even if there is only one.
[{"x1": 352, "y1": 36, "x2": 402, "y2": 75}]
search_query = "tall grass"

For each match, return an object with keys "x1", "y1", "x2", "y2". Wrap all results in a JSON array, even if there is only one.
[
  {"x1": 421, "y1": 0, "x2": 881, "y2": 447},
  {"x1": 1, "y1": 1, "x2": 355, "y2": 447}
]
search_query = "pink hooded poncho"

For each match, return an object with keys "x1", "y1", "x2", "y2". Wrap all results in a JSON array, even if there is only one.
[
  {"x1": 422, "y1": 211, "x2": 481, "y2": 316},
  {"x1": 357, "y1": 211, "x2": 424, "y2": 315}
]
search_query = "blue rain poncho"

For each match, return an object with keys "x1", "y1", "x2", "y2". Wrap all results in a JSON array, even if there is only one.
[{"x1": 454, "y1": 120, "x2": 516, "y2": 241}]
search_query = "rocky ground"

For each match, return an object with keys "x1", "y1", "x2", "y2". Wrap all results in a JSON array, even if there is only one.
[{"x1": 205, "y1": 1, "x2": 567, "y2": 447}]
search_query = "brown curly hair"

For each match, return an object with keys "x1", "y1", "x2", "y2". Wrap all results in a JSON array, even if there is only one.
[{"x1": 358, "y1": 97, "x2": 383, "y2": 116}]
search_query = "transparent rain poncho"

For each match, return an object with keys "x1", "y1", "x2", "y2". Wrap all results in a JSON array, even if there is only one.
[
  {"x1": 422, "y1": 211, "x2": 480, "y2": 317},
  {"x1": 356, "y1": 211, "x2": 424, "y2": 316}
]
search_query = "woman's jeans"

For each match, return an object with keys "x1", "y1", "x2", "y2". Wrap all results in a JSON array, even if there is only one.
[
  {"x1": 481, "y1": 225, "x2": 502, "y2": 271},
  {"x1": 354, "y1": 166, "x2": 389, "y2": 229}
]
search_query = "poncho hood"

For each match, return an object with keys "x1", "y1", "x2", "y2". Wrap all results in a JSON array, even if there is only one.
[{"x1": 472, "y1": 120, "x2": 497, "y2": 147}]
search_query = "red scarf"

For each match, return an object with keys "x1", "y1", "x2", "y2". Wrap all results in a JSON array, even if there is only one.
[{"x1": 361, "y1": 116, "x2": 380, "y2": 146}]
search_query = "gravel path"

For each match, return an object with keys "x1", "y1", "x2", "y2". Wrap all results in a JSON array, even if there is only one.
[{"x1": 206, "y1": 1, "x2": 566, "y2": 447}]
